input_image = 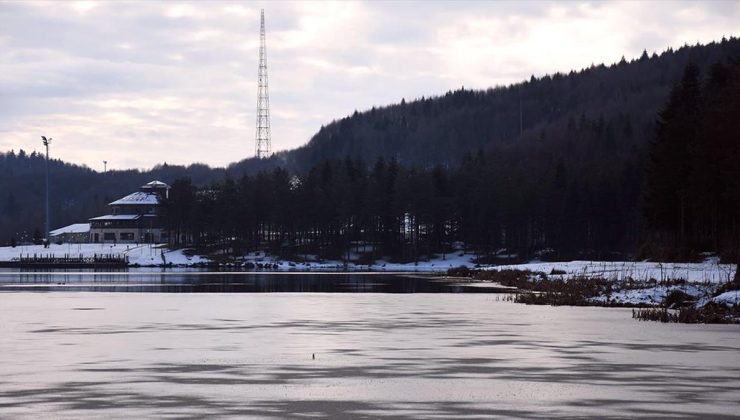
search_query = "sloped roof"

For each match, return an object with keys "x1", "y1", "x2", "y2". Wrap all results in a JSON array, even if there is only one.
[
  {"x1": 50, "y1": 223, "x2": 90, "y2": 236},
  {"x1": 89, "y1": 214, "x2": 141, "y2": 221},
  {"x1": 109, "y1": 191, "x2": 159, "y2": 206},
  {"x1": 142, "y1": 180, "x2": 170, "y2": 189}
]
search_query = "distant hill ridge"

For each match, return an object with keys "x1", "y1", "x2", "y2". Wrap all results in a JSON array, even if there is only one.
[{"x1": 236, "y1": 37, "x2": 740, "y2": 172}]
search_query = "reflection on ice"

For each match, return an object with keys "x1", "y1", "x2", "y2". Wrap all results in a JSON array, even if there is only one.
[
  {"x1": 0, "y1": 293, "x2": 738, "y2": 418},
  {"x1": 0, "y1": 270, "x2": 508, "y2": 293}
]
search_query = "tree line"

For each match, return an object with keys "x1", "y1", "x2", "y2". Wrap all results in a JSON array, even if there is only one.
[
  {"x1": 162, "y1": 144, "x2": 641, "y2": 263},
  {"x1": 643, "y1": 60, "x2": 740, "y2": 273}
]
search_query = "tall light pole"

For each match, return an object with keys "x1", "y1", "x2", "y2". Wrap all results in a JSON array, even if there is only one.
[{"x1": 41, "y1": 136, "x2": 51, "y2": 243}]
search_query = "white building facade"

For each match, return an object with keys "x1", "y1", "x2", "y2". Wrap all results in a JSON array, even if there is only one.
[{"x1": 89, "y1": 181, "x2": 170, "y2": 244}]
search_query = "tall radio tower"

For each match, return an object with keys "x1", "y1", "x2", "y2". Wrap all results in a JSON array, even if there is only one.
[{"x1": 255, "y1": 9, "x2": 271, "y2": 159}]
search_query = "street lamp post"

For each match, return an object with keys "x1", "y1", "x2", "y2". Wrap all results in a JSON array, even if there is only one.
[{"x1": 41, "y1": 136, "x2": 51, "y2": 244}]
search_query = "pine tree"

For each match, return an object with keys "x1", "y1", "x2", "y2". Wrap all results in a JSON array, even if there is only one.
[
  {"x1": 703, "y1": 62, "x2": 740, "y2": 282},
  {"x1": 644, "y1": 63, "x2": 702, "y2": 249}
]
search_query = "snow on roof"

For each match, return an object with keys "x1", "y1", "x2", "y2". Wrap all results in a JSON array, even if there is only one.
[
  {"x1": 109, "y1": 191, "x2": 160, "y2": 206},
  {"x1": 50, "y1": 223, "x2": 90, "y2": 236},
  {"x1": 89, "y1": 214, "x2": 141, "y2": 221},
  {"x1": 141, "y1": 180, "x2": 170, "y2": 189}
]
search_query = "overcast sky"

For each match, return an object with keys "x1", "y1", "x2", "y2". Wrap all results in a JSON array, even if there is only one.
[{"x1": 0, "y1": 1, "x2": 738, "y2": 170}]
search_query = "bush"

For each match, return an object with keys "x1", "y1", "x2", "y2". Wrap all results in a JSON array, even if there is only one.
[
  {"x1": 664, "y1": 289, "x2": 693, "y2": 308},
  {"x1": 633, "y1": 304, "x2": 740, "y2": 324},
  {"x1": 447, "y1": 266, "x2": 472, "y2": 277},
  {"x1": 471, "y1": 269, "x2": 539, "y2": 287}
]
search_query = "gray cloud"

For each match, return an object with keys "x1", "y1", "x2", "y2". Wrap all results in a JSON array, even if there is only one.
[{"x1": 0, "y1": 0, "x2": 738, "y2": 169}]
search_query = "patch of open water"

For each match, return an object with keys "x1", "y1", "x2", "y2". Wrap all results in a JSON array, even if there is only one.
[{"x1": 0, "y1": 270, "x2": 506, "y2": 293}]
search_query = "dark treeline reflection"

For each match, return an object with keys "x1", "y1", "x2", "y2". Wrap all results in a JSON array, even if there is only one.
[{"x1": 0, "y1": 272, "x2": 490, "y2": 293}]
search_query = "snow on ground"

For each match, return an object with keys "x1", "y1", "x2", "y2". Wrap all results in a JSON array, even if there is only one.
[
  {"x1": 239, "y1": 251, "x2": 479, "y2": 272},
  {"x1": 712, "y1": 291, "x2": 740, "y2": 307},
  {"x1": 369, "y1": 253, "x2": 477, "y2": 272},
  {"x1": 140, "y1": 247, "x2": 210, "y2": 267},
  {"x1": 489, "y1": 260, "x2": 736, "y2": 283},
  {"x1": 0, "y1": 244, "x2": 209, "y2": 267},
  {"x1": 1, "y1": 245, "x2": 737, "y2": 279},
  {"x1": 591, "y1": 284, "x2": 707, "y2": 306},
  {"x1": 0, "y1": 245, "x2": 476, "y2": 270},
  {"x1": 486, "y1": 260, "x2": 738, "y2": 307}
]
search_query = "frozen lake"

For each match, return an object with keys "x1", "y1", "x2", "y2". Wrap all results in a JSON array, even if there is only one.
[{"x1": 1, "y1": 293, "x2": 739, "y2": 418}]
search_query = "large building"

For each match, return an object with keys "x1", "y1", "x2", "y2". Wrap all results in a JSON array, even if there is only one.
[{"x1": 89, "y1": 181, "x2": 170, "y2": 244}]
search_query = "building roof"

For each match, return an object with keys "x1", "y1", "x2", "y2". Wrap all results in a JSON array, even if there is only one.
[
  {"x1": 141, "y1": 180, "x2": 170, "y2": 189},
  {"x1": 89, "y1": 214, "x2": 141, "y2": 221},
  {"x1": 109, "y1": 191, "x2": 160, "y2": 206},
  {"x1": 50, "y1": 223, "x2": 90, "y2": 236}
]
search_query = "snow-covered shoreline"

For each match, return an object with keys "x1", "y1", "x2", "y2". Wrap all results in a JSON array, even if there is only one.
[
  {"x1": 0, "y1": 245, "x2": 736, "y2": 282},
  {"x1": 1, "y1": 244, "x2": 737, "y2": 315},
  {"x1": 489, "y1": 260, "x2": 737, "y2": 283},
  {"x1": 0, "y1": 244, "x2": 209, "y2": 268},
  {"x1": 0, "y1": 244, "x2": 481, "y2": 271},
  {"x1": 487, "y1": 260, "x2": 738, "y2": 309}
]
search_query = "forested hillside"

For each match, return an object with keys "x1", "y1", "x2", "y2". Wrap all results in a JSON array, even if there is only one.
[
  {"x1": 257, "y1": 37, "x2": 740, "y2": 172},
  {"x1": 161, "y1": 57, "x2": 740, "y2": 265},
  {"x1": 2, "y1": 37, "x2": 739, "y2": 256}
]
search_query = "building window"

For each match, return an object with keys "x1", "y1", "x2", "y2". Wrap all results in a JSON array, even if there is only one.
[
  {"x1": 120, "y1": 232, "x2": 134, "y2": 241},
  {"x1": 103, "y1": 233, "x2": 116, "y2": 241}
]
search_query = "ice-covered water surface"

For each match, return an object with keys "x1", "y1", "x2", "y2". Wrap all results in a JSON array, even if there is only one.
[{"x1": 1, "y1": 293, "x2": 739, "y2": 418}]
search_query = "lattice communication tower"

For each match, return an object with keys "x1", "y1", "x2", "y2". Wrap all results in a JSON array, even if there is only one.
[{"x1": 255, "y1": 9, "x2": 271, "y2": 159}]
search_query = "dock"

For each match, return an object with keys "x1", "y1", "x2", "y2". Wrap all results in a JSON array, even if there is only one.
[{"x1": 0, "y1": 253, "x2": 129, "y2": 269}]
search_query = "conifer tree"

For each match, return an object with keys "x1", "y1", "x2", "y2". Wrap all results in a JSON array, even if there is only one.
[{"x1": 644, "y1": 63, "x2": 701, "y2": 248}]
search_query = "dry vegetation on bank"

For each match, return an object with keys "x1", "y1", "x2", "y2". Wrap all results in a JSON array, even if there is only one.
[{"x1": 448, "y1": 266, "x2": 740, "y2": 324}]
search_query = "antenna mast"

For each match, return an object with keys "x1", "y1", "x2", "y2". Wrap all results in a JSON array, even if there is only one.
[{"x1": 255, "y1": 9, "x2": 271, "y2": 159}]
